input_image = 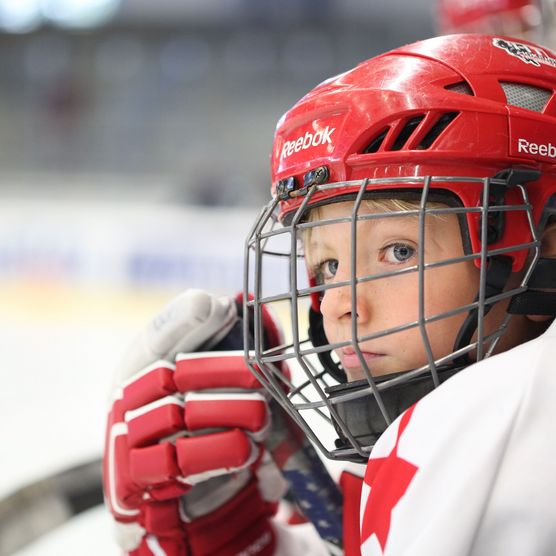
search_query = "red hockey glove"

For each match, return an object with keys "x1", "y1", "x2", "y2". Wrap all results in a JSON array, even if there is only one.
[{"x1": 103, "y1": 289, "x2": 288, "y2": 556}]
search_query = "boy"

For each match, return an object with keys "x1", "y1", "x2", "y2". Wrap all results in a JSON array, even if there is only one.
[{"x1": 104, "y1": 34, "x2": 556, "y2": 555}]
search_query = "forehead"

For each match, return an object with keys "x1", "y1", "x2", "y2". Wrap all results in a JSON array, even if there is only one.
[
  {"x1": 305, "y1": 198, "x2": 464, "y2": 247},
  {"x1": 308, "y1": 198, "x2": 422, "y2": 221},
  {"x1": 305, "y1": 201, "x2": 418, "y2": 253}
]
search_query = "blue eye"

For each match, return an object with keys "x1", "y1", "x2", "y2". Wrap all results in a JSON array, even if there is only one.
[
  {"x1": 315, "y1": 259, "x2": 338, "y2": 284},
  {"x1": 384, "y1": 243, "x2": 415, "y2": 264},
  {"x1": 326, "y1": 260, "x2": 338, "y2": 275}
]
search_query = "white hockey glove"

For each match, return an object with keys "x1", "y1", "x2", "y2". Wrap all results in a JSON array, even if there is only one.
[{"x1": 103, "y1": 289, "x2": 289, "y2": 556}]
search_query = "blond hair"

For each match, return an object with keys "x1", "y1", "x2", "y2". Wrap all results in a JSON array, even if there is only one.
[{"x1": 302, "y1": 198, "x2": 447, "y2": 268}]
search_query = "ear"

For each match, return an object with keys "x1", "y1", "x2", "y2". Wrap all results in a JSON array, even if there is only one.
[{"x1": 527, "y1": 221, "x2": 556, "y2": 323}]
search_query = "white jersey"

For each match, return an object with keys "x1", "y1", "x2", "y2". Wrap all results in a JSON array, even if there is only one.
[{"x1": 360, "y1": 320, "x2": 556, "y2": 556}]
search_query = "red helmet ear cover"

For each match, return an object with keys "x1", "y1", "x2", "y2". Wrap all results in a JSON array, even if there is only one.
[{"x1": 309, "y1": 275, "x2": 320, "y2": 313}]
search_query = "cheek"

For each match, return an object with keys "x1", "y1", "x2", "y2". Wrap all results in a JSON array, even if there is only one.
[
  {"x1": 425, "y1": 262, "x2": 479, "y2": 311},
  {"x1": 422, "y1": 262, "x2": 479, "y2": 347},
  {"x1": 379, "y1": 278, "x2": 417, "y2": 321}
]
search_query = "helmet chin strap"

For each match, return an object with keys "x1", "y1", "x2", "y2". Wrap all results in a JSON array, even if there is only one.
[
  {"x1": 326, "y1": 365, "x2": 463, "y2": 462},
  {"x1": 508, "y1": 257, "x2": 556, "y2": 315}
]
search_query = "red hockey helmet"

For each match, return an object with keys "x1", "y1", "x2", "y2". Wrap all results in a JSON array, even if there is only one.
[
  {"x1": 272, "y1": 33, "x2": 556, "y2": 272},
  {"x1": 245, "y1": 34, "x2": 556, "y2": 461}
]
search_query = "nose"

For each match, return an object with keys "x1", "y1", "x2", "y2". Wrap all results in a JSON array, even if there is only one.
[{"x1": 319, "y1": 272, "x2": 371, "y2": 326}]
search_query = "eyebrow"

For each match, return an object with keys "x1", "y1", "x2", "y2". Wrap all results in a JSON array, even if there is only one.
[{"x1": 307, "y1": 212, "x2": 451, "y2": 254}]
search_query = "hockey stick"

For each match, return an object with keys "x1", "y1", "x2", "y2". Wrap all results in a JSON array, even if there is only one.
[{"x1": 264, "y1": 402, "x2": 344, "y2": 555}]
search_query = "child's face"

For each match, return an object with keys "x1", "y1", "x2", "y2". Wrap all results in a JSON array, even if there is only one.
[{"x1": 306, "y1": 200, "x2": 515, "y2": 381}]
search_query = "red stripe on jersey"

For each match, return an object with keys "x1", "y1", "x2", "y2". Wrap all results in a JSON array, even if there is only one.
[{"x1": 361, "y1": 404, "x2": 419, "y2": 552}]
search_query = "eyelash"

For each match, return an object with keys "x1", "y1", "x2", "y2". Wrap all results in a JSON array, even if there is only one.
[{"x1": 381, "y1": 242, "x2": 416, "y2": 264}]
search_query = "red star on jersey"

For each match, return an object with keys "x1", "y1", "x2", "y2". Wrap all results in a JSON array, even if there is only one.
[{"x1": 361, "y1": 404, "x2": 419, "y2": 553}]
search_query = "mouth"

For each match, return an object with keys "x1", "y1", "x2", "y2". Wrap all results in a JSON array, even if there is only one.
[{"x1": 338, "y1": 346, "x2": 385, "y2": 370}]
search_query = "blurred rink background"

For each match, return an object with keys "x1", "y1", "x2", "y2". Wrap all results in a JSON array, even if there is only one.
[{"x1": 0, "y1": 1, "x2": 437, "y2": 554}]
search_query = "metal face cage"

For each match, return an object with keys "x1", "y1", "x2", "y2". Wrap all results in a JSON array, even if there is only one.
[{"x1": 243, "y1": 175, "x2": 539, "y2": 462}]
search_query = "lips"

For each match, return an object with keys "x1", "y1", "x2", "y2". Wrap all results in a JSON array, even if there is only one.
[{"x1": 339, "y1": 346, "x2": 384, "y2": 370}]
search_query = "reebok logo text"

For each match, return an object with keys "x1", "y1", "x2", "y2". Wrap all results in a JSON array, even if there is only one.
[
  {"x1": 281, "y1": 126, "x2": 335, "y2": 159},
  {"x1": 517, "y1": 138, "x2": 556, "y2": 159}
]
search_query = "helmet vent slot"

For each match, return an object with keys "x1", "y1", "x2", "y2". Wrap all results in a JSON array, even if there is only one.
[
  {"x1": 500, "y1": 81, "x2": 552, "y2": 112},
  {"x1": 391, "y1": 115, "x2": 425, "y2": 151},
  {"x1": 445, "y1": 81, "x2": 474, "y2": 96},
  {"x1": 417, "y1": 111, "x2": 459, "y2": 150},
  {"x1": 363, "y1": 128, "x2": 389, "y2": 153}
]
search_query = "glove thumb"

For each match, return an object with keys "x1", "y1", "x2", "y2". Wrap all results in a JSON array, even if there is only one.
[{"x1": 115, "y1": 289, "x2": 237, "y2": 385}]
